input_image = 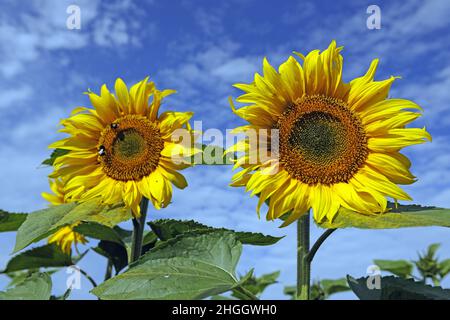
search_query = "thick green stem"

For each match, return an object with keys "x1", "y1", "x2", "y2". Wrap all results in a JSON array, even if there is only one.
[
  {"x1": 297, "y1": 213, "x2": 310, "y2": 300},
  {"x1": 130, "y1": 197, "x2": 149, "y2": 263}
]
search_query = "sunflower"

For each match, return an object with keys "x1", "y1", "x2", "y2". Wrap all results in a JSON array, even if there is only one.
[
  {"x1": 49, "y1": 77, "x2": 197, "y2": 217},
  {"x1": 228, "y1": 41, "x2": 431, "y2": 226},
  {"x1": 42, "y1": 178, "x2": 87, "y2": 255}
]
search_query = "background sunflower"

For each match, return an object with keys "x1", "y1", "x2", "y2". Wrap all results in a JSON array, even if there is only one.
[{"x1": 42, "y1": 178, "x2": 87, "y2": 255}]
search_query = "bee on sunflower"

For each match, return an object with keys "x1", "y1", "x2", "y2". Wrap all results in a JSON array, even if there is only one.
[
  {"x1": 48, "y1": 77, "x2": 198, "y2": 217},
  {"x1": 228, "y1": 40, "x2": 431, "y2": 226},
  {"x1": 42, "y1": 178, "x2": 87, "y2": 255}
]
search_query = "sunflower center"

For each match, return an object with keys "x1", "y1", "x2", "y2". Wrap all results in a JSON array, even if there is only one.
[
  {"x1": 277, "y1": 95, "x2": 368, "y2": 185},
  {"x1": 98, "y1": 115, "x2": 164, "y2": 181},
  {"x1": 113, "y1": 129, "x2": 146, "y2": 160}
]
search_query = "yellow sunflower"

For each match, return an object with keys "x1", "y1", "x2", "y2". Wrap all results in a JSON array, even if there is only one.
[
  {"x1": 228, "y1": 41, "x2": 431, "y2": 226},
  {"x1": 49, "y1": 77, "x2": 197, "y2": 217},
  {"x1": 42, "y1": 178, "x2": 87, "y2": 255}
]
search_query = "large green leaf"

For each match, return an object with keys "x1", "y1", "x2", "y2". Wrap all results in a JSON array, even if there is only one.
[
  {"x1": 149, "y1": 219, "x2": 283, "y2": 246},
  {"x1": 92, "y1": 231, "x2": 242, "y2": 300},
  {"x1": 0, "y1": 273, "x2": 52, "y2": 300},
  {"x1": 373, "y1": 259, "x2": 414, "y2": 278},
  {"x1": 3, "y1": 244, "x2": 72, "y2": 273},
  {"x1": 14, "y1": 200, "x2": 131, "y2": 253},
  {"x1": 347, "y1": 275, "x2": 450, "y2": 300},
  {"x1": 319, "y1": 204, "x2": 450, "y2": 229},
  {"x1": 0, "y1": 210, "x2": 27, "y2": 232}
]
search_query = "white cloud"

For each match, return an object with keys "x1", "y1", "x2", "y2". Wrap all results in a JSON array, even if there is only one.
[
  {"x1": 0, "y1": 85, "x2": 33, "y2": 110},
  {"x1": 0, "y1": 0, "x2": 151, "y2": 78}
]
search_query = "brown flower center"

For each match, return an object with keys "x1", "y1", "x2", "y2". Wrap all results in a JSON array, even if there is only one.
[
  {"x1": 277, "y1": 95, "x2": 368, "y2": 185},
  {"x1": 98, "y1": 115, "x2": 163, "y2": 181}
]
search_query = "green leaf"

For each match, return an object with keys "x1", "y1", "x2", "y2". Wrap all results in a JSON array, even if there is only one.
[
  {"x1": 321, "y1": 278, "x2": 351, "y2": 296},
  {"x1": 14, "y1": 200, "x2": 131, "y2": 253},
  {"x1": 73, "y1": 222, "x2": 124, "y2": 245},
  {"x1": 3, "y1": 244, "x2": 73, "y2": 273},
  {"x1": 283, "y1": 286, "x2": 296, "y2": 299},
  {"x1": 93, "y1": 241, "x2": 128, "y2": 273},
  {"x1": 234, "y1": 232, "x2": 283, "y2": 246},
  {"x1": 439, "y1": 259, "x2": 450, "y2": 278},
  {"x1": 149, "y1": 219, "x2": 283, "y2": 246},
  {"x1": 41, "y1": 149, "x2": 70, "y2": 166},
  {"x1": 426, "y1": 243, "x2": 441, "y2": 258},
  {"x1": 373, "y1": 259, "x2": 414, "y2": 278},
  {"x1": 0, "y1": 210, "x2": 27, "y2": 232},
  {"x1": 0, "y1": 273, "x2": 52, "y2": 300},
  {"x1": 92, "y1": 231, "x2": 242, "y2": 300},
  {"x1": 231, "y1": 271, "x2": 280, "y2": 299},
  {"x1": 286, "y1": 278, "x2": 350, "y2": 300},
  {"x1": 193, "y1": 144, "x2": 233, "y2": 165},
  {"x1": 347, "y1": 275, "x2": 450, "y2": 300},
  {"x1": 319, "y1": 204, "x2": 450, "y2": 229}
]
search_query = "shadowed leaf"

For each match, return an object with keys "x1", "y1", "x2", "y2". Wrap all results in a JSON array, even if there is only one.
[
  {"x1": 149, "y1": 219, "x2": 283, "y2": 246},
  {"x1": 347, "y1": 275, "x2": 450, "y2": 300}
]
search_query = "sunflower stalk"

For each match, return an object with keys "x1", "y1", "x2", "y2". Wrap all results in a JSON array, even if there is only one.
[
  {"x1": 130, "y1": 197, "x2": 149, "y2": 263},
  {"x1": 104, "y1": 258, "x2": 113, "y2": 281},
  {"x1": 296, "y1": 213, "x2": 310, "y2": 300}
]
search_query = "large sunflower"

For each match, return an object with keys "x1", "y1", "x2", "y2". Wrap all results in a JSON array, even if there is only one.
[
  {"x1": 49, "y1": 77, "x2": 197, "y2": 216},
  {"x1": 42, "y1": 178, "x2": 87, "y2": 255},
  {"x1": 229, "y1": 41, "x2": 431, "y2": 226}
]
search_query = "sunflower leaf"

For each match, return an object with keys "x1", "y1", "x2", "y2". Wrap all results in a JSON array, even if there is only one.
[
  {"x1": 347, "y1": 275, "x2": 450, "y2": 300},
  {"x1": 373, "y1": 259, "x2": 414, "y2": 278},
  {"x1": 73, "y1": 222, "x2": 125, "y2": 245},
  {"x1": 14, "y1": 200, "x2": 131, "y2": 253},
  {"x1": 91, "y1": 231, "x2": 242, "y2": 300},
  {"x1": 318, "y1": 204, "x2": 450, "y2": 229},
  {"x1": 0, "y1": 210, "x2": 27, "y2": 232},
  {"x1": 149, "y1": 219, "x2": 283, "y2": 246},
  {"x1": 231, "y1": 270, "x2": 280, "y2": 299},
  {"x1": 93, "y1": 241, "x2": 129, "y2": 273},
  {"x1": 3, "y1": 244, "x2": 73, "y2": 273},
  {"x1": 0, "y1": 273, "x2": 52, "y2": 300},
  {"x1": 41, "y1": 148, "x2": 70, "y2": 166}
]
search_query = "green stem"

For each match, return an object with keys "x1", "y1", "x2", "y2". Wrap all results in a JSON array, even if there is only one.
[
  {"x1": 79, "y1": 268, "x2": 98, "y2": 288},
  {"x1": 130, "y1": 197, "x2": 149, "y2": 263},
  {"x1": 306, "y1": 228, "x2": 336, "y2": 263},
  {"x1": 297, "y1": 213, "x2": 310, "y2": 300},
  {"x1": 104, "y1": 258, "x2": 113, "y2": 281}
]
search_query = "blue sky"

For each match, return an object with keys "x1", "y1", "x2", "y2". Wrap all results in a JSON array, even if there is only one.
[{"x1": 1, "y1": 0, "x2": 450, "y2": 299}]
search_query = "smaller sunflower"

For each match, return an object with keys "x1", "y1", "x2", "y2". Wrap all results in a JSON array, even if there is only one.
[
  {"x1": 49, "y1": 77, "x2": 198, "y2": 217},
  {"x1": 42, "y1": 179, "x2": 87, "y2": 255}
]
